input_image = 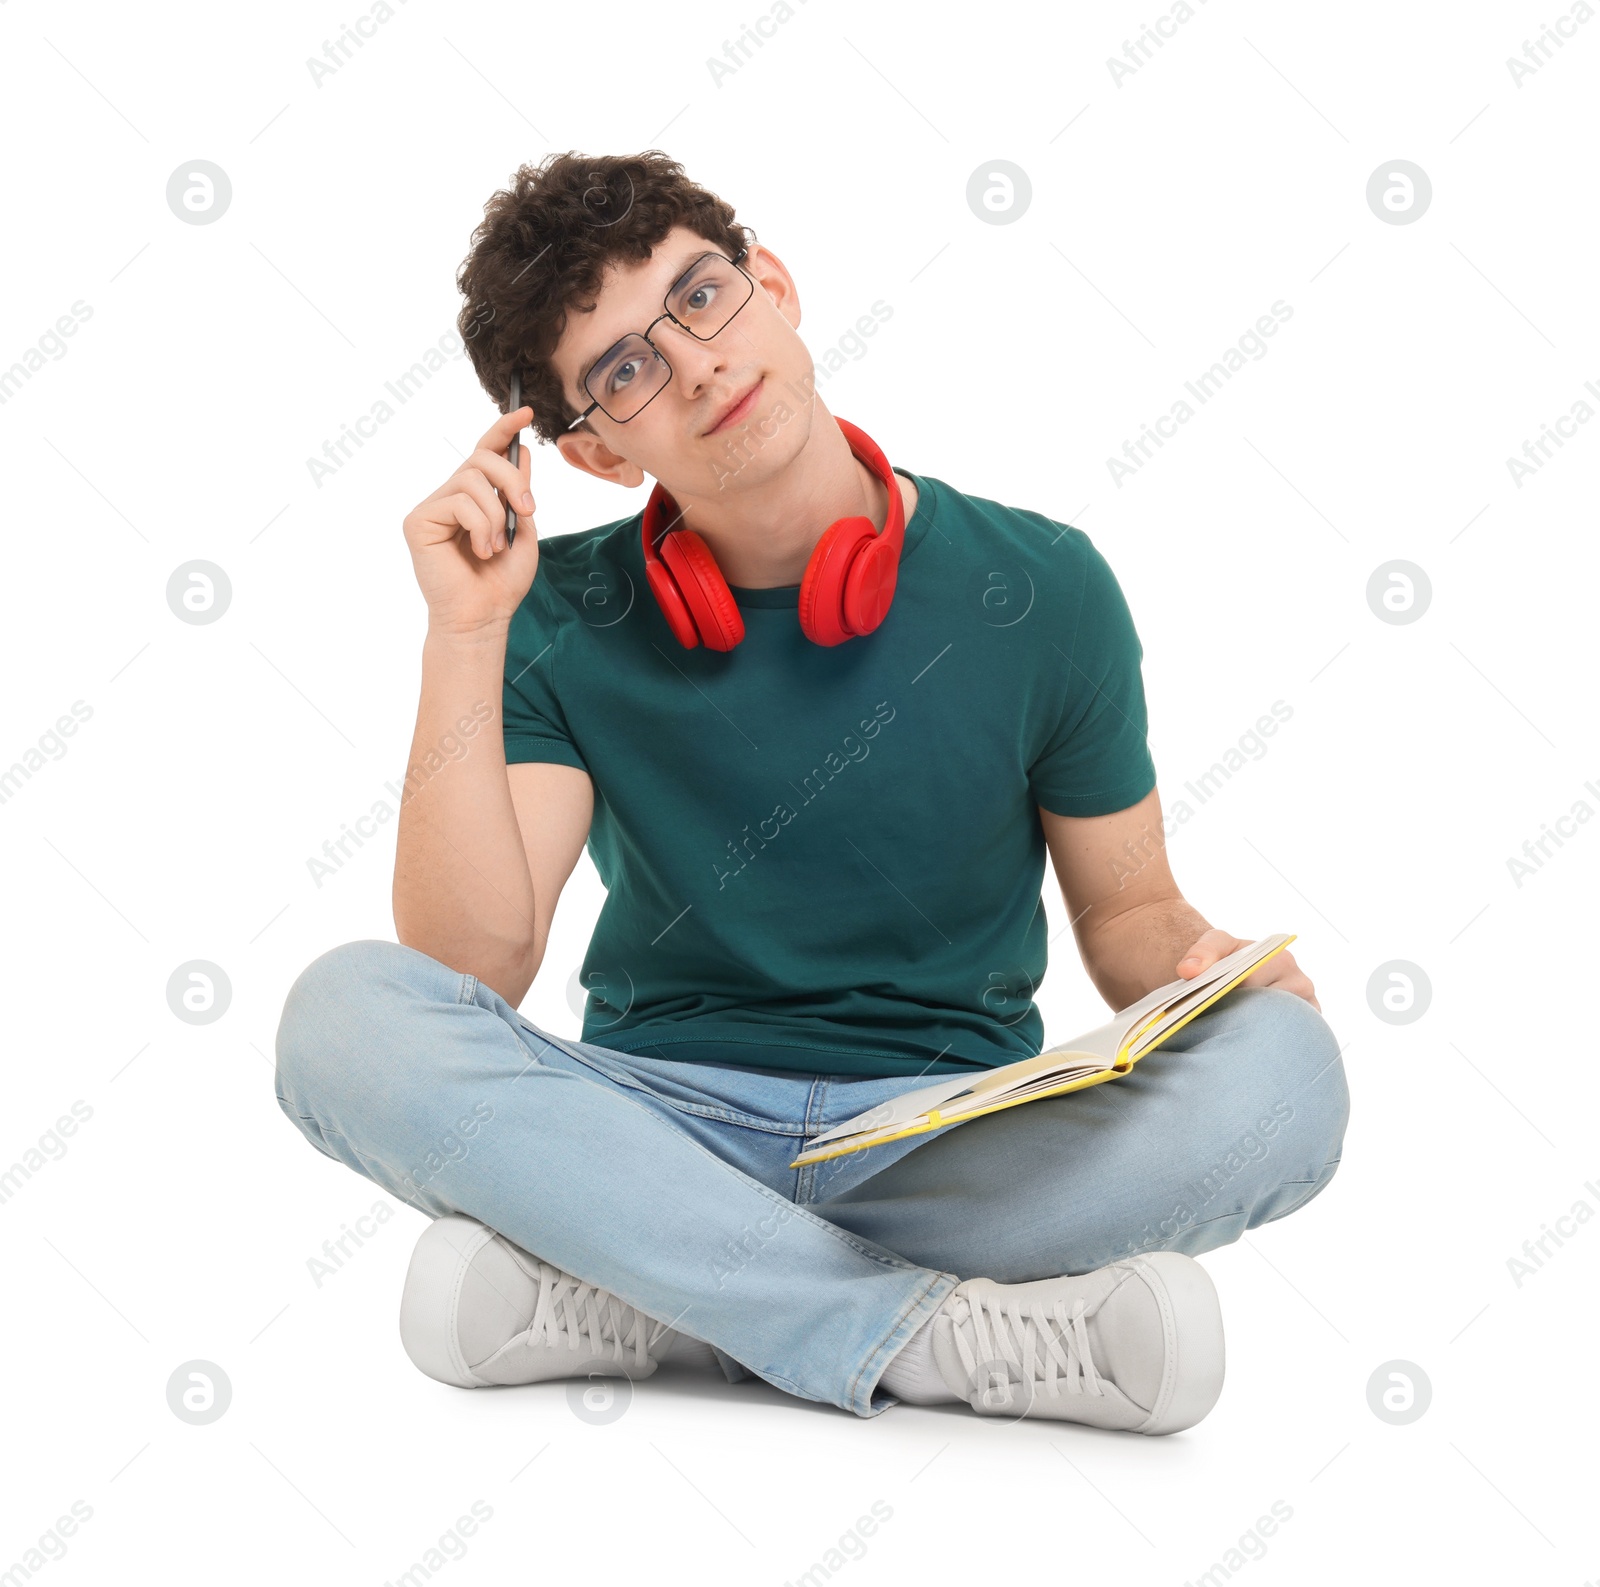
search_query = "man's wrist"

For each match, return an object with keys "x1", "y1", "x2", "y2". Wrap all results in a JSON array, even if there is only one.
[
  {"x1": 1082, "y1": 897, "x2": 1210, "y2": 1006},
  {"x1": 425, "y1": 617, "x2": 512, "y2": 652}
]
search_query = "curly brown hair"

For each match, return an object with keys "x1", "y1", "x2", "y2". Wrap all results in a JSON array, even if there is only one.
[{"x1": 455, "y1": 150, "x2": 757, "y2": 446}]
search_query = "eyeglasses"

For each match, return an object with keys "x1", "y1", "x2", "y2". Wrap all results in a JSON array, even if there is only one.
[{"x1": 566, "y1": 247, "x2": 754, "y2": 429}]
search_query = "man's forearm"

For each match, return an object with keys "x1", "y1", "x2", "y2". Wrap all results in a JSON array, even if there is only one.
[
  {"x1": 391, "y1": 625, "x2": 538, "y2": 1003},
  {"x1": 1076, "y1": 897, "x2": 1212, "y2": 1011}
]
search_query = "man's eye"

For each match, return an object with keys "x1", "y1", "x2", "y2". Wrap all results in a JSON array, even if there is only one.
[{"x1": 684, "y1": 280, "x2": 726, "y2": 319}]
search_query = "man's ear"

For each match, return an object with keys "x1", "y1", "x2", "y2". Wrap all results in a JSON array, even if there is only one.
[
  {"x1": 744, "y1": 242, "x2": 800, "y2": 332},
  {"x1": 555, "y1": 431, "x2": 646, "y2": 489}
]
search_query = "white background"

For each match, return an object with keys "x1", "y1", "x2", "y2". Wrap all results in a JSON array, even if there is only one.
[{"x1": 2, "y1": 0, "x2": 1596, "y2": 1582}]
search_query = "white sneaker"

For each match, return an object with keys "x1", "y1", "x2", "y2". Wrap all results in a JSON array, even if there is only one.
[
  {"x1": 399, "y1": 1215, "x2": 684, "y2": 1388},
  {"x1": 929, "y1": 1252, "x2": 1225, "y2": 1434}
]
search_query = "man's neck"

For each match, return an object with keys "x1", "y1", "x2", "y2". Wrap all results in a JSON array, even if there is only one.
[{"x1": 671, "y1": 406, "x2": 914, "y2": 589}]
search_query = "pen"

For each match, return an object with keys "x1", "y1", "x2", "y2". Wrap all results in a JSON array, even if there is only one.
[{"x1": 505, "y1": 372, "x2": 521, "y2": 548}]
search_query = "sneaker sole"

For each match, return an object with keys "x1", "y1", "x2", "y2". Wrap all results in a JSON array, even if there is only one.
[
  {"x1": 398, "y1": 1214, "x2": 499, "y2": 1388},
  {"x1": 1127, "y1": 1251, "x2": 1226, "y2": 1435}
]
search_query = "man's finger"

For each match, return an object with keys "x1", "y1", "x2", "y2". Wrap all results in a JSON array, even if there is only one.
[
  {"x1": 474, "y1": 403, "x2": 532, "y2": 457},
  {"x1": 469, "y1": 447, "x2": 535, "y2": 517},
  {"x1": 1177, "y1": 928, "x2": 1238, "y2": 974}
]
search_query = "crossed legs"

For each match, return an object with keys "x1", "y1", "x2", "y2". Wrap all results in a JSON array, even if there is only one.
[{"x1": 274, "y1": 940, "x2": 1348, "y2": 1416}]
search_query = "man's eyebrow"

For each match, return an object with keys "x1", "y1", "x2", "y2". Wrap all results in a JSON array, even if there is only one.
[
  {"x1": 574, "y1": 250, "x2": 712, "y2": 392},
  {"x1": 577, "y1": 337, "x2": 623, "y2": 390}
]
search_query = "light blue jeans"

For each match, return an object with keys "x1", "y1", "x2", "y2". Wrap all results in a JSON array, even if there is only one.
[{"x1": 274, "y1": 940, "x2": 1349, "y2": 1417}]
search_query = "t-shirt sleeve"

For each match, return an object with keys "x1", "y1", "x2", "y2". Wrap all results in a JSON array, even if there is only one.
[
  {"x1": 501, "y1": 578, "x2": 589, "y2": 772},
  {"x1": 1028, "y1": 531, "x2": 1158, "y2": 817}
]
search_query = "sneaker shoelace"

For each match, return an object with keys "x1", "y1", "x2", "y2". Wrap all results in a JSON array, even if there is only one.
[
  {"x1": 519, "y1": 1259, "x2": 671, "y2": 1373},
  {"x1": 948, "y1": 1290, "x2": 1105, "y2": 1402}
]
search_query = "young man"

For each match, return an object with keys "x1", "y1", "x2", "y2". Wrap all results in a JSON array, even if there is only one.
[{"x1": 275, "y1": 151, "x2": 1349, "y2": 1430}]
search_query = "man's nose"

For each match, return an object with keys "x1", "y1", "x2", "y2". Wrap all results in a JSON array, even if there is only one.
[{"x1": 654, "y1": 316, "x2": 750, "y2": 395}]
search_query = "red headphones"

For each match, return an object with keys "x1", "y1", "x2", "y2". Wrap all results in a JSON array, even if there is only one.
[{"x1": 640, "y1": 417, "x2": 906, "y2": 650}]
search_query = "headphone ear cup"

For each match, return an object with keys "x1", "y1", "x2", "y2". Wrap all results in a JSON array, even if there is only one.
[
  {"x1": 798, "y1": 517, "x2": 875, "y2": 646},
  {"x1": 642, "y1": 483, "x2": 702, "y2": 649},
  {"x1": 660, "y1": 530, "x2": 746, "y2": 652},
  {"x1": 841, "y1": 535, "x2": 900, "y2": 636},
  {"x1": 644, "y1": 554, "x2": 702, "y2": 649}
]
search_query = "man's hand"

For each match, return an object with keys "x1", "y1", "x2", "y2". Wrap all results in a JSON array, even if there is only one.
[
  {"x1": 1176, "y1": 928, "x2": 1320, "y2": 1011},
  {"x1": 402, "y1": 405, "x2": 541, "y2": 638}
]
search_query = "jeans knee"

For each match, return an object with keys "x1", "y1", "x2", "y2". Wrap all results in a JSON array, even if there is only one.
[
  {"x1": 1237, "y1": 987, "x2": 1349, "y2": 1156},
  {"x1": 1172, "y1": 987, "x2": 1349, "y2": 1235},
  {"x1": 274, "y1": 938, "x2": 433, "y2": 1119},
  {"x1": 1260, "y1": 985, "x2": 1350, "y2": 1145},
  {"x1": 1252, "y1": 997, "x2": 1348, "y2": 1238}
]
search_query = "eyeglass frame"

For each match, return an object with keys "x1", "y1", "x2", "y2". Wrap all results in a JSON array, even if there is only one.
[{"x1": 565, "y1": 246, "x2": 754, "y2": 431}]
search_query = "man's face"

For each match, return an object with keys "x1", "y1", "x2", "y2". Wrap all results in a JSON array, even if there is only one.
[{"x1": 551, "y1": 224, "x2": 815, "y2": 496}]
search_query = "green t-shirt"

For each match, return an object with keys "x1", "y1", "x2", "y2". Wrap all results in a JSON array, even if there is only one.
[{"x1": 501, "y1": 466, "x2": 1157, "y2": 1078}]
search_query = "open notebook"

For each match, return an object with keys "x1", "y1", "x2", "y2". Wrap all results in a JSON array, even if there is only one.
[{"x1": 789, "y1": 933, "x2": 1296, "y2": 1167}]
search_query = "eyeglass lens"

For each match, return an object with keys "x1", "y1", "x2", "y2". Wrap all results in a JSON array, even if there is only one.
[{"x1": 583, "y1": 254, "x2": 752, "y2": 422}]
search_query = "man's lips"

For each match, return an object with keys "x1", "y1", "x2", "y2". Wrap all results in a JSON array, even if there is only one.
[{"x1": 705, "y1": 379, "x2": 763, "y2": 435}]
